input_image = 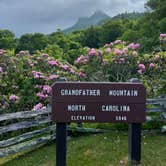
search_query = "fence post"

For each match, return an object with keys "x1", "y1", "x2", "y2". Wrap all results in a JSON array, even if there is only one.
[
  {"x1": 55, "y1": 77, "x2": 67, "y2": 166},
  {"x1": 128, "y1": 78, "x2": 142, "y2": 165}
]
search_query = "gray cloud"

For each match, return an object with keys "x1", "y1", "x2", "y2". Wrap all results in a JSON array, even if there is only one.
[{"x1": 0, "y1": 0, "x2": 147, "y2": 36}]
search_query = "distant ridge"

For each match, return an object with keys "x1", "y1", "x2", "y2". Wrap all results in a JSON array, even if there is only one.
[
  {"x1": 64, "y1": 11, "x2": 144, "y2": 34},
  {"x1": 64, "y1": 10, "x2": 110, "y2": 33}
]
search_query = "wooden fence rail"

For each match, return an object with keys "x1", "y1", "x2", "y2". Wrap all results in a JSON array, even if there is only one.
[{"x1": 0, "y1": 97, "x2": 166, "y2": 158}]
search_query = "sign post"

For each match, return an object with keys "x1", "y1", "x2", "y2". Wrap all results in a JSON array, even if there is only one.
[
  {"x1": 52, "y1": 80, "x2": 146, "y2": 165},
  {"x1": 128, "y1": 78, "x2": 142, "y2": 165},
  {"x1": 54, "y1": 77, "x2": 67, "y2": 166}
]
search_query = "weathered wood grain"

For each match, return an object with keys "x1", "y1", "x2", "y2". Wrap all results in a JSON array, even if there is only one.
[
  {"x1": 0, "y1": 134, "x2": 56, "y2": 157},
  {"x1": 0, "y1": 107, "x2": 51, "y2": 122},
  {"x1": 146, "y1": 107, "x2": 165, "y2": 112},
  {"x1": 160, "y1": 113, "x2": 166, "y2": 122},
  {"x1": 0, "y1": 125, "x2": 56, "y2": 148},
  {"x1": 0, "y1": 118, "x2": 51, "y2": 135},
  {"x1": 161, "y1": 126, "x2": 166, "y2": 132},
  {"x1": 146, "y1": 98, "x2": 166, "y2": 106}
]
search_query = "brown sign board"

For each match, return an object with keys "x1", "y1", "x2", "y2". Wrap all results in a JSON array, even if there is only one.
[{"x1": 52, "y1": 82, "x2": 146, "y2": 123}]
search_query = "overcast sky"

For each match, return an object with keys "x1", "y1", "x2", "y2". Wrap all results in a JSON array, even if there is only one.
[{"x1": 0, "y1": 0, "x2": 148, "y2": 37}]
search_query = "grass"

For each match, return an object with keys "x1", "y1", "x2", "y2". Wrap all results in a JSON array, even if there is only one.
[{"x1": 1, "y1": 131, "x2": 166, "y2": 166}]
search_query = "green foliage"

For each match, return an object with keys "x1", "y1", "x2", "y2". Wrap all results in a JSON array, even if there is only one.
[
  {"x1": 40, "y1": 44, "x2": 64, "y2": 60},
  {"x1": 0, "y1": 29, "x2": 15, "y2": 49},
  {"x1": 16, "y1": 33, "x2": 48, "y2": 54},
  {"x1": 159, "y1": 17, "x2": 166, "y2": 32},
  {"x1": 121, "y1": 29, "x2": 141, "y2": 42},
  {"x1": 81, "y1": 26, "x2": 101, "y2": 48},
  {"x1": 0, "y1": 50, "x2": 79, "y2": 113},
  {"x1": 75, "y1": 39, "x2": 166, "y2": 97},
  {"x1": 99, "y1": 20, "x2": 124, "y2": 45}
]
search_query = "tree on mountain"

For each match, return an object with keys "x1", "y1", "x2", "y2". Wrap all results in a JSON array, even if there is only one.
[
  {"x1": 16, "y1": 33, "x2": 48, "y2": 53},
  {"x1": 81, "y1": 26, "x2": 101, "y2": 48},
  {"x1": 0, "y1": 29, "x2": 15, "y2": 49},
  {"x1": 99, "y1": 20, "x2": 123, "y2": 45}
]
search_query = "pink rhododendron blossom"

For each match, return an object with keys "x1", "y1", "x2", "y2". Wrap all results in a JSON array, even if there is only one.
[
  {"x1": 138, "y1": 64, "x2": 146, "y2": 71},
  {"x1": 98, "y1": 50, "x2": 103, "y2": 56},
  {"x1": 106, "y1": 47, "x2": 111, "y2": 53},
  {"x1": 89, "y1": 48, "x2": 96, "y2": 56},
  {"x1": 114, "y1": 40, "x2": 122, "y2": 44},
  {"x1": 75, "y1": 55, "x2": 84, "y2": 64},
  {"x1": 78, "y1": 71, "x2": 86, "y2": 77},
  {"x1": 32, "y1": 71, "x2": 46, "y2": 79},
  {"x1": 83, "y1": 58, "x2": 88, "y2": 64},
  {"x1": 47, "y1": 60, "x2": 59, "y2": 66},
  {"x1": 137, "y1": 69, "x2": 143, "y2": 75},
  {"x1": 39, "y1": 75, "x2": 48, "y2": 80},
  {"x1": 35, "y1": 85, "x2": 43, "y2": 89},
  {"x1": 0, "y1": 67, "x2": 3, "y2": 73},
  {"x1": 42, "y1": 54, "x2": 49, "y2": 58},
  {"x1": 19, "y1": 51, "x2": 28, "y2": 56},
  {"x1": 36, "y1": 92, "x2": 48, "y2": 99},
  {"x1": 155, "y1": 54, "x2": 160, "y2": 61},
  {"x1": 149, "y1": 63, "x2": 155, "y2": 68},
  {"x1": 119, "y1": 58, "x2": 125, "y2": 64},
  {"x1": 128, "y1": 43, "x2": 140, "y2": 50},
  {"x1": 69, "y1": 68, "x2": 75, "y2": 74},
  {"x1": 131, "y1": 51, "x2": 138, "y2": 56},
  {"x1": 102, "y1": 59, "x2": 107, "y2": 65},
  {"x1": 114, "y1": 49, "x2": 123, "y2": 55},
  {"x1": 0, "y1": 49, "x2": 5, "y2": 55},
  {"x1": 160, "y1": 34, "x2": 166, "y2": 38},
  {"x1": 9, "y1": 95, "x2": 19, "y2": 101},
  {"x1": 43, "y1": 85, "x2": 52, "y2": 94},
  {"x1": 104, "y1": 44, "x2": 109, "y2": 47},
  {"x1": 30, "y1": 63, "x2": 34, "y2": 67},
  {"x1": 122, "y1": 48, "x2": 128, "y2": 54},
  {"x1": 61, "y1": 64, "x2": 69, "y2": 70},
  {"x1": 33, "y1": 103, "x2": 43, "y2": 111},
  {"x1": 49, "y1": 74, "x2": 59, "y2": 80}
]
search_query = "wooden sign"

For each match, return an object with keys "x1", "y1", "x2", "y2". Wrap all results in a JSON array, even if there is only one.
[{"x1": 52, "y1": 82, "x2": 146, "y2": 123}]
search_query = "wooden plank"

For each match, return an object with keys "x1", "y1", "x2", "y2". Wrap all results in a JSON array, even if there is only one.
[
  {"x1": 0, "y1": 118, "x2": 51, "y2": 135},
  {"x1": 146, "y1": 108, "x2": 165, "y2": 112},
  {"x1": 146, "y1": 116, "x2": 153, "y2": 122},
  {"x1": 159, "y1": 113, "x2": 166, "y2": 122},
  {"x1": 146, "y1": 98, "x2": 166, "y2": 106},
  {"x1": 0, "y1": 107, "x2": 51, "y2": 122},
  {"x1": 0, "y1": 135, "x2": 56, "y2": 157},
  {"x1": 0, "y1": 125, "x2": 56, "y2": 148},
  {"x1": 161, "y1": 126, "x2": 166, "y2": 133},
  {"x1": 160, "y1": 112, "x2": 166, "y2": 119}
]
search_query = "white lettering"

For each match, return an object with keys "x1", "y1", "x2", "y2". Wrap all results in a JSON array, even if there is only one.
[
  {"x1": 115, "y1": 116, "x2": 127, "y2": 121},
  {"x1": 60, "y1": 89, "x2": 101, "y2": 96},
  {"x1": 102, "y1": 105, "x2": 130, "y2": 112},
  {"x1": 109, "y1": 90, "x2": 138, "y2": 96},
  {"x1": 71, "y1": 115, "x2": 96, "y2": 121},
  {"x1": 68, "y1": 105, "x2": 86, "y2": 111}
]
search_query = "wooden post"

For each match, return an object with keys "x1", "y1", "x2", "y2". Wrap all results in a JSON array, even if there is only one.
[
  {"x1": 56, "y1": 123, "x2": 67, "y2": 166},
  {"x1": 56, "y1": 77, "x2": 67, "y2": 166},
  {"x1": 128, "y1": 78, "x2": 142, "y2": 165}
]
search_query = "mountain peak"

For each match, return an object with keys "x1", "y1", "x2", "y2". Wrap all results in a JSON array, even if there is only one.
[
  {"x1": 64, "y1": 11, "x2": 110, "y2": 33},
  {"x1": 92, "y1": 10, "x2": 109, "y2": 17}
]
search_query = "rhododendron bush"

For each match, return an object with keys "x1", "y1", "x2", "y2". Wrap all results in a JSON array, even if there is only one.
[
  {"x1": 0, "y1": 50, "x2": 79, "y2": 112},
  {"x1": 0, "y1": 35, "x2": 166, "y2": 113},
  {"x1": 75, "y1": 39, "x2": 166, "y2": 97}
]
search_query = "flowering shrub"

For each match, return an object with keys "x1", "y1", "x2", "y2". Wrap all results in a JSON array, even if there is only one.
[
  {"x1": 0, "y1": 50, "x2": 79, "y2": 112},
  {"x1": 75, "y1": 38, "x2": 166, "y2": 97},
  {"x1": 0, "y1": 35, "x2": 166, "y2": 113}
]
